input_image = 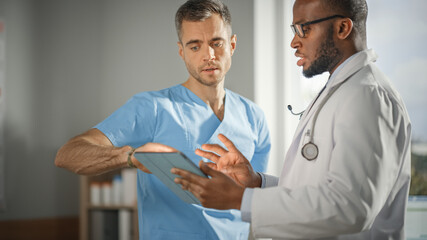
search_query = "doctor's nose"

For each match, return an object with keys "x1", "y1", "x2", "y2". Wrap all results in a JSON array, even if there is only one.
[
  {"x1": 203, "y1": 46, "x2": 216, "y2": 61},
  {"x1": 291, "y1": 34, "x2": 301, "y2": 49}
]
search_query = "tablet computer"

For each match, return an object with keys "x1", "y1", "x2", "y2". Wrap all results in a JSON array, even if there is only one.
[{"x1": 133, "y1": 152, "x2": 207, "y2": 204}]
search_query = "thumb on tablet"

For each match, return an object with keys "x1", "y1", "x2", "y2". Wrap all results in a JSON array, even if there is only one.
[
  {"x1": 137, "y1": 142, "x2": 178, "y2": 153},
  {"x1": 132, "y1": 142, "x2": 177, "y2": 173}
]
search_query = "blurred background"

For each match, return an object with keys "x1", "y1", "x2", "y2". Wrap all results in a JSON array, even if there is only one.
[{"x1": 0, "y1": 0, "x2": 425, "y2": 239}]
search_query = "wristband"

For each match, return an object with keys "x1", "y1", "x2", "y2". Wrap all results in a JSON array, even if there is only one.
[{"x1": 127, "y1": 147, "x2": 137, "y2": 168}]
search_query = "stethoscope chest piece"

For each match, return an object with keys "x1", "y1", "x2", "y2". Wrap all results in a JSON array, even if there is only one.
[
  {"x1": 296, "y1": 73, "x2": 356, "y2": 162},
  {"x1": 301, "y1": 142, "x2": 318, "y2": 161}
]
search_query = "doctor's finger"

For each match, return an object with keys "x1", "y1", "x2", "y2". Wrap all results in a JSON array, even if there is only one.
[
  {"x1": 171, "y1": 167, "x2": 206, "y2": 183},
  {"x1": 195, "y1": 148, "x2": 221, "y2": 163},
  {"x1": 200, "y1": 143, "x2": 228, "y2": 156},
  {"x1": 199, "y1": 161, "x2": 227, "y2": 178},
  {"x1": 205, "y1": 162, "x2": 218, "y2": 170},
  {"x1": 174, "y1": 177, "x2": 204, "y2": 196},
  {"x1": 221, "y1": 163, "x2": 250, "y2": 174},
  {"x1": 217, "y1": 134, "x2": 239, "y2": 153}
]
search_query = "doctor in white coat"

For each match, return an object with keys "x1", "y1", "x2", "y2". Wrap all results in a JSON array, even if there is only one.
[{"x1": 172, "y1": 0, "x2": 412, "y2": 239}]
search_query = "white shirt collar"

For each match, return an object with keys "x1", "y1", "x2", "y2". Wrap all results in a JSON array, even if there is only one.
[{"x1": 327, "y1": 51, "x2": 363, "y2": 86}]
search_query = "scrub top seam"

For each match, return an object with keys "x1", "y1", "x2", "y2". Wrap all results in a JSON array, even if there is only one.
[{"x1": 170, "y1": 88, "x2": 191, "y2": 149}]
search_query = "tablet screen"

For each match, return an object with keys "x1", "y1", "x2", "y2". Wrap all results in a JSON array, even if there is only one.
[{"x1": 134, "y1": 152, "x2": 207, "y2": 204}]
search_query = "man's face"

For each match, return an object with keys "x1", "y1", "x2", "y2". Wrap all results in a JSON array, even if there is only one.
[
  {"x1": 291, "y1": 0, "x2": 342, "y2": 78},
  {"x1": 178, "y1": 14, "x2": 236, "y2": 87}
]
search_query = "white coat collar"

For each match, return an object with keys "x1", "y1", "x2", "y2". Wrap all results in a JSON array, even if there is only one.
[
  {"x1": 328, "y1": 49, "x2": 378, "y2": 88},
  {"x1": 294, "y1": 49, "x2": 378, "y2": 137}
]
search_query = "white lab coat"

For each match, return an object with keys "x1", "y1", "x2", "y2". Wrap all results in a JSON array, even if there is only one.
[{"x1": 250, "y1": 49, "x2": 412, "y2": 240}]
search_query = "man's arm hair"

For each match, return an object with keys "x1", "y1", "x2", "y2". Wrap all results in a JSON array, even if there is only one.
[{"x1": 55, "y1": 128, "x2": 131, "y2": 176}]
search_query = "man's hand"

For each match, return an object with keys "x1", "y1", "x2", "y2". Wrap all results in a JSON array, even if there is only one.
[
  {"x1": 131, "y1": 143, "x2": 177, "y2": 173},
  {"x1": 195, "y1": 134, "x2": 261, "y2": 188},
  {"x1": 172, "y1": 161, "x2": 245, "y2": 210}
]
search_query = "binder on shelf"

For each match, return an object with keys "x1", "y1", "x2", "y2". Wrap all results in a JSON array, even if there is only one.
[
  {"x1": 119, "y1": 209, "x2": 132, "y2": 240},
  {"x1": 122, "y1": 168, "x2": 137, "y2": 206},
  {"x1": 90, "y1": 210, "x2": 118, "y2": 240}
]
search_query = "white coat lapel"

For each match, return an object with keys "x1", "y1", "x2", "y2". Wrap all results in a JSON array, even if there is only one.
[
  {"x1": 292, "y1": 49, "x2": 377, "y2": 140},
  {"x1": 280, "y1": 49, "x2": 378, "y2": 184},
  {"x1": 293, "y1": 84, "x2": 329, "y2": 141}
]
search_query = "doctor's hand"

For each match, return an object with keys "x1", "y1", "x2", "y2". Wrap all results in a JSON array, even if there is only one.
[
  {"x1": 195, "y1": 134, "x2": 261, "y2": 188},
  {"x1": 172, "y1": 161, "x2": 245, "y2": 210},
  {"x1": 131, "y1": 143, "x2": 178, "y2": 174}
]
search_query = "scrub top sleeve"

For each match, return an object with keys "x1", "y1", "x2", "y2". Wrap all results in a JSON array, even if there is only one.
[
  {"x1": 251, "y1": 109, "x2": 271, "y2": 173},
  {"x1": 94, "y1": 94, "x2": 157, "y2": 147}
]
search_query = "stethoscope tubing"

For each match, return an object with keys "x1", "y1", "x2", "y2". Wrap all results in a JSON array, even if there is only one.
[
  {"x1": 302, "y1": 71, "x2": 358, "y2": 161},
  {"x1": 308, "y1": 81, "x2": 345, "y2": 142}
]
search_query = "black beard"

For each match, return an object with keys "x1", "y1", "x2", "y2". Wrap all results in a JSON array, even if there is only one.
[{"x1": 303, "y1": 25, "x2": 342, "y2": 78}]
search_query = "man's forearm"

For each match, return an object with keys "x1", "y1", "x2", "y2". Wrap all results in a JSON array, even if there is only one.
[{"x1": 55, "y1": 134, "x2": 130, "y2": 176}]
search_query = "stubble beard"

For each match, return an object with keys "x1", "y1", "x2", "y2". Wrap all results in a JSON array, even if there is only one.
[
  {"x1": 188, "y1": 63, "x2": 224, "y2": 87},
  {"x1": 303, "y1": 25, "x2": 343, "y2": 78}
]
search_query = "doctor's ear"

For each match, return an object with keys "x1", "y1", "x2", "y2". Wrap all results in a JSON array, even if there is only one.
[
  {"x1": 178, "y1": 41, "x2": 184, "y2": 60},
  {"x1": 230, "y1": 34, "x2": 237, "y2": 56},
  {"x1": 336, "y1": 18, "x2": 353, "y2": 40}
]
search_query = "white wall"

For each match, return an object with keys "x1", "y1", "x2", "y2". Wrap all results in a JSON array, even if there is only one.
[
  {"x1": 254, "y1": 0, "x2": 302, "y2": 176},
  {"x1": 0, "y1": 0, "x2": 6, "y2": 210},
  {"x1": 0, "y1": 0, "x2": 255, "y2": 220}
]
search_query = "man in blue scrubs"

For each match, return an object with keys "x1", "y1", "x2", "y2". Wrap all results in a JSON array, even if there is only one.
[{"x1": 55, "y1": 0, "x2": 271, "y2": 239}]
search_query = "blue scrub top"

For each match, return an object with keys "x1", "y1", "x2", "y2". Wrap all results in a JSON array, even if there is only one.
[{"x1": 96, "y1": 84, "x2": 270, "y2": 240}]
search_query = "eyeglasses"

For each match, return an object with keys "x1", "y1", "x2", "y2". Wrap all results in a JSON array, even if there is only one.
[{"x1": 290, "y1": 15, "x2": 346, "y2": 38}]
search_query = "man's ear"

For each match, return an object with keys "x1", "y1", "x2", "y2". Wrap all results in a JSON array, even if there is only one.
[
  {"x1": 178, "y1": 41, "x2": 184, "y2": 60},
  {"x1": 230, "y1": 34, "x2": 237, "y2": 56},
  {"x1": 336, "y1": 18, "x2": 353, "y2": 40}
]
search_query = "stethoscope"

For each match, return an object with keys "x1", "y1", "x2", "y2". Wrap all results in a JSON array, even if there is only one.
[{"x1": 288, "y1": 76, "x2": 352, "y2": 161}]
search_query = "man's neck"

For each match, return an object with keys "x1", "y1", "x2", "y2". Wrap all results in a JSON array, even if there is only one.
[
  {"x1": 182, "y1": 79, "x2": 226, "y2": 121},
  {"x1": 329, "y1": 40, "x2": 366, "y2": 75}
]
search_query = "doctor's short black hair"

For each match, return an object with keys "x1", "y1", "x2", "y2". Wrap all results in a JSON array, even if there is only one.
[
  {"x1": 175, "y1": 0, "x2": 232, "y2": 41},
  {"x1": 321, "y1": 0, "x2": 368, "y2": 40}
]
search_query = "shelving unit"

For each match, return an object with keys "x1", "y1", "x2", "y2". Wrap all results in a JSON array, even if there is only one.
[{"x1": 79, "y1": 169, "x2": 138, "y2": 240}]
